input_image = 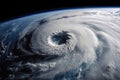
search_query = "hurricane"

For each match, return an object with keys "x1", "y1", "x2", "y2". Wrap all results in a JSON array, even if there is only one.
[{"x1": 0, "y1": 8, "x2": 120, "y2": 80}]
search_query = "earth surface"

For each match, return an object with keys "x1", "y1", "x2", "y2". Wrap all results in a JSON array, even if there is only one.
[{"x1": 0, "y1": 8, "x2": 120, "y2": 80}]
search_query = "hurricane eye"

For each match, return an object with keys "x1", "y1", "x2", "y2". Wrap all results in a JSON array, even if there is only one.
[{"x1": 51, "y1": 31, "x2": 71, "y2": 45}]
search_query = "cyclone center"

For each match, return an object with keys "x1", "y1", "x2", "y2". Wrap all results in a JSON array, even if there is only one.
[{"x1": 50, "y1": 31, "x2": 71, "y2": 45}]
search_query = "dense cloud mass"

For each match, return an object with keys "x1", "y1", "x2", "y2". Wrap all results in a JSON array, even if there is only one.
[{"x1": 0, "y1": 8, "x2": 120, "y2": 80}]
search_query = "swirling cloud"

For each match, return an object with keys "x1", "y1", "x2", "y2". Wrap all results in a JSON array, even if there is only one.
[{"x1": 1, "y1": 8, "x2": 120, "y2": 80}]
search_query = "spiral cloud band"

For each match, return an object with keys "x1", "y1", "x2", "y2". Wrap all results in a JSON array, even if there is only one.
[{"x1": 0, "y1": 8, "x2": 120, "y2": 80}]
